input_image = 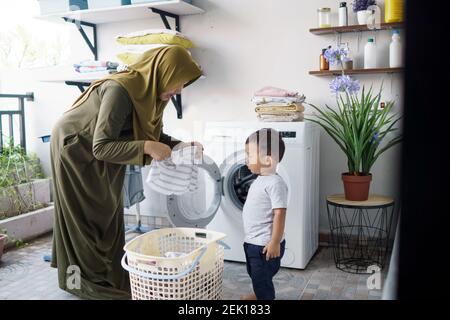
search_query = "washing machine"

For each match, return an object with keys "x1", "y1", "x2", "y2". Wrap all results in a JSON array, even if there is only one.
[{"x1": 143, "y1": 121, "x2": 320, "y2": 269}]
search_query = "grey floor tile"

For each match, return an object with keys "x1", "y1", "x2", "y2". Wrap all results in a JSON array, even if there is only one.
[{"x1": 0, "y1": 233, "x2": 385, "y2": 300}]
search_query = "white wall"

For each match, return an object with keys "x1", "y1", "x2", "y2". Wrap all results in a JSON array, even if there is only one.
[{"x1": 0, "y1": 0, "x2": 403, "y2": 233}]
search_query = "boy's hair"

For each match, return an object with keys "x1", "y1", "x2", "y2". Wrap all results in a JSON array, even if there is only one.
[{"x1": 245, "y1": 128, "x2": 285, "y2": 162}]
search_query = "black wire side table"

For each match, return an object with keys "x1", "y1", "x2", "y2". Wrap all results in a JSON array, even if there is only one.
[{"x1": 326, "y1": 194, "x2": 395, "y2": 274}]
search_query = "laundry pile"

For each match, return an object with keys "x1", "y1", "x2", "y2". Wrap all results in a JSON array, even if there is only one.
[
  {"x1": 73, "y1": 60, "x2": 119, "y2": 74},
  {"x1": 115, "y1": 28, "x2": 195, "y2": 66},
  {"x1": 252, "y1": 86, "x2": 306, "y2": 122},
  {"x1": 146, "y1": 145, "x2": 201, "y2": 196}
]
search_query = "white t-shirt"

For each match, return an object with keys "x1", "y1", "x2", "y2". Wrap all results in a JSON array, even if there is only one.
[{"x1": 242, "y1": 174, "x2": 288, "y2": 246}]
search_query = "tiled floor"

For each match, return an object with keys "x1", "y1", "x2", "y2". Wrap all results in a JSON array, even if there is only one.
[{"x1": 0, "y1": 233, "x2": 386, "y2": 300}]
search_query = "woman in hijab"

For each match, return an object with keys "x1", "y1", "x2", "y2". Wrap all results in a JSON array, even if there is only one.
[{"x1": 50, "y1": 45, "x2": 203, "y2": 299}]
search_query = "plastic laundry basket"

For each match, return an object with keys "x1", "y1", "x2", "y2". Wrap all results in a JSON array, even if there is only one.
[{"x1": 121, "y1": 227, "x2": 228, "y2": 300}]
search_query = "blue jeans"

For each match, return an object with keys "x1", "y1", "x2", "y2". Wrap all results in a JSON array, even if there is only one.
[{"x1": 243, "y1": 240, "x2": 286, "y2": 300}]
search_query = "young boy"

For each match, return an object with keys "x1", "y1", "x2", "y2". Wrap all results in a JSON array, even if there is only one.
[{"x1": 241, "y1": 128, "x2": 288, "y2": 300}]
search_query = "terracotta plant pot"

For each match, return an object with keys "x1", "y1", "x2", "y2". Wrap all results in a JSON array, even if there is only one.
[
  {"x1": 0, "y1": 234, "x2": 7, "y2": 261},
  {"x1": 342, "y1": 173, "x2": 372, "y2": 201}
]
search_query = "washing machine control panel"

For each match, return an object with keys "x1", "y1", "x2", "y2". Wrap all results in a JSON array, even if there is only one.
[{"x1": 280, "y1": 131, "x2": 297, "y2": 139}]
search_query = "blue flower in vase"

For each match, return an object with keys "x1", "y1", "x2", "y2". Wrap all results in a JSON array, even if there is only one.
[{"x1": 324, "y1": 47, "x2": 349, "y2": 65}]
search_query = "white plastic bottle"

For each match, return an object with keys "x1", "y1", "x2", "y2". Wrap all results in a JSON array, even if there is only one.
[
  {"x1": 364, "y1": 38, "x2": 377, "y2": 69},
  {"x1": 389, "y1": 30, "x2": 402, "y2": 67},
  {"x1": 338, "y1": 2, "x2": 348, "y2": 26}
]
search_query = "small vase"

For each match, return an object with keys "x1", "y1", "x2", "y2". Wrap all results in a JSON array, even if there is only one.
[
  {"x1": 343, "y1": 60, "x2": 353, "y2": 70},
  {"x1": 342, "y1": 173, "x2": 372, "y2": 201},
  {"x1": 357, "y1": 10, "x2": 371, "y2": 25}
]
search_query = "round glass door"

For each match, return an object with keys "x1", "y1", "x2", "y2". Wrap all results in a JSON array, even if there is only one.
[
  {"x1": 226, "y1": 163, "x2": 258, "y2": 210},
  {"x1": 166, "y1": 156, "x2": 222, "y2": 228}
]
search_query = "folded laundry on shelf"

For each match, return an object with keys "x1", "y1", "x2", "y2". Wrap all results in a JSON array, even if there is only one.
[
  {"x1": 117, "y1": 44, "x2": 193, "y2": 65},
  {"x1": 73, "y1": 60, "x2": 119, "y2": 69},
  {"x1": 146, "y1": 146, "x2": 200, "y2": 196},
  {"x1": 116, "y1": 28, "x2": 194, "y2": 49},
  {"x1": 251, "y1": 95, "x2": 306, "y2": 105},
  {"x1": 254, "y1": 86, "x2": 299, "y2": 97},
  {"x1": 252, "y1": 86, "x2": 306, "y2": 122},
  {"x1": 116, "y1": 28, "x2": 188, "y2": 39},
  {"x1": 255, "y1": 103, "x2": 305, "y2": 114},
  {"x1": 73, "y1": 60, "x2": 119, "y2": 73},
  {"x1": 122, "y1": 43, "x2": 169, "y2": 53},
  {"x1": 257, "y1": 112, "x2": 304, "y2": 122},
  {"x1": 74, "y1": 68, "x2": 118, "y2": 74}
]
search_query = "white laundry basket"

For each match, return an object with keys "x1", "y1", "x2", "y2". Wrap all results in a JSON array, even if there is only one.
[{"x1": 121, "y1": 228, "x2": 228, "y2": 300}]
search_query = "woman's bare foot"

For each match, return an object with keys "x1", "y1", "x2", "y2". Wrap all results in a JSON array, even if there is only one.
[{"x1": 240, "y1": 293, "x2": 257, "y2": 300}]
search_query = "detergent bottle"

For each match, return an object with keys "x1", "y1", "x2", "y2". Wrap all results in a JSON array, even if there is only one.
[
  {"x1": 385, "y1": 0, "x2": 404, "y2": 23},
  {"x1": 389, "y1": 30, "x2": 403, "y2": 68}
]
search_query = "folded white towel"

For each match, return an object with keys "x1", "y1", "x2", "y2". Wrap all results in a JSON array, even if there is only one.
[
  {"x1": 122, "y1": 44, "x2": 169, "y2": 53},
  {"x1": 257, "y1": 113, "x2": 304, "y2": 122},
  {"x1": 116, "y1": 28, "x2": 189, "y2": 39},
  {"x1": 251, "y1": 95, "x2": 306, "y2": 105},
  {"x1": 146, "y1": 146, "x2": 200, "y2": 196}
]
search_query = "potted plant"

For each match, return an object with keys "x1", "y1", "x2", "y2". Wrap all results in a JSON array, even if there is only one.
[
  {"x1": 1, "y1": 140, "x2": 48, "y2": 218},
  {"x1": 353, "y1": 0, "x2": 376, "y2": 25},
  {"x1": 306, "y1": 46, "x2": 402, "y2": 201},
  {"x1": 1, "y1": 140, "x2": 53, "y2": 245}
]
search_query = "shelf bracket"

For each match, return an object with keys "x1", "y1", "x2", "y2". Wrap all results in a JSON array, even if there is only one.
[
  {"x1": 150, "y1": 7, "x2": 184, "y2": 119},
  {"x1": 63, "y1": 17, "x2": 98, "y2": 60},
  {"x1": 150, "y1": 8, "x2": 180, "y2": 32},
  {"x1": 65, "y1": 81, "x2": 91, "y2": 93}
]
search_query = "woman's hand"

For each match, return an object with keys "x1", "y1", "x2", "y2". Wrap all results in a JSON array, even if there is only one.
[{"x1": 144, "y1": 141, "x2": 171, "y2": 161}]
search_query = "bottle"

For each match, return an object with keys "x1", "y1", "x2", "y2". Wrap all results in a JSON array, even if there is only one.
[
  {"x1": 385, "y1": 0, "x2": 404, "y2": 23},
  {"x1": 338, "y1": 2, "x2": 348, "y2": 27},
  {"x1": 389, "y1": 30, "x2": 402, "y2": 68},
  {"x1": 364, "y1": 38, "x2": 377, "y2": 69},
  {"x1": 320, "y1": 48, "x2": 329, "y2": 70}
]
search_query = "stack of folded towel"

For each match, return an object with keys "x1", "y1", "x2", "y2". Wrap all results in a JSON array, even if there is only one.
[
  {"x1": 115, "y1": 28, "x2": 195, "y2": 66},
  {"x1": 73, "y1": 60, "x2": 119, "y2": 74},
  {"x1": 252, "y1": 86, "x2": 306, "y2": 122}
]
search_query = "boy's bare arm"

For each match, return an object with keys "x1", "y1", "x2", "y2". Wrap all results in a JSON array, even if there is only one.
[
  {"x1": 271, "y1": 208, "x2": 286, "y2": 243},
  {"x1": 263, "y1": 208, "x2": 286, "y2": 260}
]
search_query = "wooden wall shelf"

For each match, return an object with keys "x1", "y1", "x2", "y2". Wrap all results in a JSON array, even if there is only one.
[
  {"x1": 309, "y1": 67, "x2": 404, "y2": 76},
  {"x1": 309, "y1": 22, "x2": 404, "y2": 35}
]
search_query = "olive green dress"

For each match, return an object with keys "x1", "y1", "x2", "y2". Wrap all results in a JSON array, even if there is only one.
[{"x1": 50, "y1": 80, "x2": 179, "y2": 299}]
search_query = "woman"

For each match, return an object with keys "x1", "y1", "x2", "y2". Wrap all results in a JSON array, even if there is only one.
[{"x1": 50, "y1": 45, "x2": 203, "y2": 299}]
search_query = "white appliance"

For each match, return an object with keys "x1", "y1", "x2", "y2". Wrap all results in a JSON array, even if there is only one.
[{"x1": 144, "y1": 121, "x2": 320, "y2": 269}]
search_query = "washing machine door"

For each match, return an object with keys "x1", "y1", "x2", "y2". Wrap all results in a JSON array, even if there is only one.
[{"x1": 166, "y1": 155, "x2": 223, "y2": 228}]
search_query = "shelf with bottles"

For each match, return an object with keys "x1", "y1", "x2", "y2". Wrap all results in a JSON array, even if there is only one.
[
  {"x1": 309, "y1": 67, "x2": 403, "y2": 77},
  {"x1": 309, "y1": 22, "x2": 403, "y2": 35}
]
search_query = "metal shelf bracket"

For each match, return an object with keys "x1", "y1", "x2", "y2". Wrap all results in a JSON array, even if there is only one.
[{"x1": 63, "y1": 17, "x2": 98, "y2": 60}]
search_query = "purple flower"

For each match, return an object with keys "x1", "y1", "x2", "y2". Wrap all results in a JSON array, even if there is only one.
[
  {"x1": 330, "y1": 75, "x2": 360, "y2": 95},
  {"x1": 324, "y1": 46, "x2": 349, "y2": 66},
  {"x1": 352, "y1": 0, "x2": 376, "y2": 12}
]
